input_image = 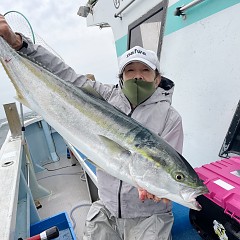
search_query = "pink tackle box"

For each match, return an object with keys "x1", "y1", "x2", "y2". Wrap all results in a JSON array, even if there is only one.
[
  {"x1": 190, "y1": 101, "x2": 240, "y2": 239},
  {"x1": 194, "y1": 156, "x2": 240, "y2": 223}
]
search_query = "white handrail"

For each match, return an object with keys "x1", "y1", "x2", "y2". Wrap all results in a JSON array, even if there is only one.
[
  {"x1": 114, "y1": 0, "x2": 136, "y2": 19},
  {"x1": 175, "y1": 0, "x2": 205, "y2": 17}
]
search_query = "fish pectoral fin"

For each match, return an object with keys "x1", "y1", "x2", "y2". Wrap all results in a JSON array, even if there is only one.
[
  {"x1": 14, "y1": 96, "x2": 30, "y2": 108},
  {"x1": 98, "y1": 135, "x2": 131, "y2": 157},
  {"x1": 81, "y1": 85, "x2": 105, "y2": 100}
]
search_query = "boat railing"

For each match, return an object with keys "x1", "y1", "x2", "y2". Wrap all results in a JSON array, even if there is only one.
[{"x1": 0, "y1": 103, "x2": 49, "y2": 240}]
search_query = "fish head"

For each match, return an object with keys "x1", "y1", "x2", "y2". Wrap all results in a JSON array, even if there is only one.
[
  {"x1": 153, "y1": 150, "x2": 209, "y2": 210},
  {"x1": 130, "y1": 141, "x2": 209, "y2": 210}
]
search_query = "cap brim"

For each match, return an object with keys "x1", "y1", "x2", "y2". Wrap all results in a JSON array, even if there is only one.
[{"x1": 120, "y1": 58, "x2": 156, "y2": 74}]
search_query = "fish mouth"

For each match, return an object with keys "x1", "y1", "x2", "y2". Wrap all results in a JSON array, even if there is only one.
[{"x1": 180, "y1": 186, "x2": 209, "y2": 210}]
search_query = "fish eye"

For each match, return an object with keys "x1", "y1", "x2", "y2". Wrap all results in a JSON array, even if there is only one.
[{"x1": 175, "y1": 172, "x2": 185, "y2": 181}]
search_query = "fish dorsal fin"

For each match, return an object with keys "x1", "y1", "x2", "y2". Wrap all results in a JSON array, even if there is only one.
[
  {"x1": 98, "y1": 135, "x2": 131, "y2": 157},
  {"x1": 81, "y1": 84, "x2": 105, "y2": 100}
]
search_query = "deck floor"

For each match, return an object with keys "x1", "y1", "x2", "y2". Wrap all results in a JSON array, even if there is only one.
[{"x1": 36, "y1": 156, "x2": 91, "y2": 240}]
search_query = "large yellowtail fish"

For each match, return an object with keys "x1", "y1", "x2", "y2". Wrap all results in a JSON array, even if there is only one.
[{"x1": 0, "y1": 37, "x2": 208, "y2": 210}]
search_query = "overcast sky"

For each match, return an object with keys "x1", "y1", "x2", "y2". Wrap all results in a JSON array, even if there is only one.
[{"x1": 0, "y1": 0, "x2": 119, "y2": 119}]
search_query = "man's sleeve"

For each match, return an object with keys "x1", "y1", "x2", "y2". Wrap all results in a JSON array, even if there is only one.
[{"x1": 18, "y1": 34, "x2": 114, "y2": 99}]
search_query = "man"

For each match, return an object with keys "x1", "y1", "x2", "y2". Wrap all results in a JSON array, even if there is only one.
[{"x1": 0, "y1": 15, "x2": 183, "y2": 240}]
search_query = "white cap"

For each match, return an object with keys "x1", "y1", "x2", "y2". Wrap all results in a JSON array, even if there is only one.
[{"x1": 118, "y1": 46, "x2": 160, "y2": 74}]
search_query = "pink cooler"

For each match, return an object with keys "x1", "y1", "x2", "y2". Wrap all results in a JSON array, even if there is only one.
[
  {"x1": 194, "y1": 156, "x2": 240, "y2": 224},
  {"x1": 190, "y1": 101, "x2": 240, "y2": 239}
]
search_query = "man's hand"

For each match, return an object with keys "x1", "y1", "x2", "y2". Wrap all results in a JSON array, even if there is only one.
[
  {"x1": 138, "y1": 188, "x2": 170, "y2": 204},
  {"x1": 0, "y1": 14, "x2": 22, "y2": 50}
]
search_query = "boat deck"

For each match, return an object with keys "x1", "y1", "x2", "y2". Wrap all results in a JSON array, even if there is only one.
[{"x1": 35, "y1": 156, "x2": 91, "y2": 240}]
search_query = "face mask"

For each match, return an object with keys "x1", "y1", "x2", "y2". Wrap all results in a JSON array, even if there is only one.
[{"x1": 122, "y1": 78, "x2": 156, "y2": 107}]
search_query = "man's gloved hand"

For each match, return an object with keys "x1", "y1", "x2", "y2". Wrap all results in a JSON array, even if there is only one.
[{"x1": 0, "y1": 14, "x2": 22, "y2": 50}]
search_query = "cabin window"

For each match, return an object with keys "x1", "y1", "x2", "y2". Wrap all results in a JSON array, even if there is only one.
[
  {"x1": 128, "y1": 1, "x2": 167, "y2": 59},
  {"x1": 219, "y1": 100, "x2": 240, "y2": 158}
]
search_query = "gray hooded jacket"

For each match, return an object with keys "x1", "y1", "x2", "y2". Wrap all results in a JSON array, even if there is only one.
[{"x1": 19, "y1": 35, "x2": 184, "y2": 218}]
